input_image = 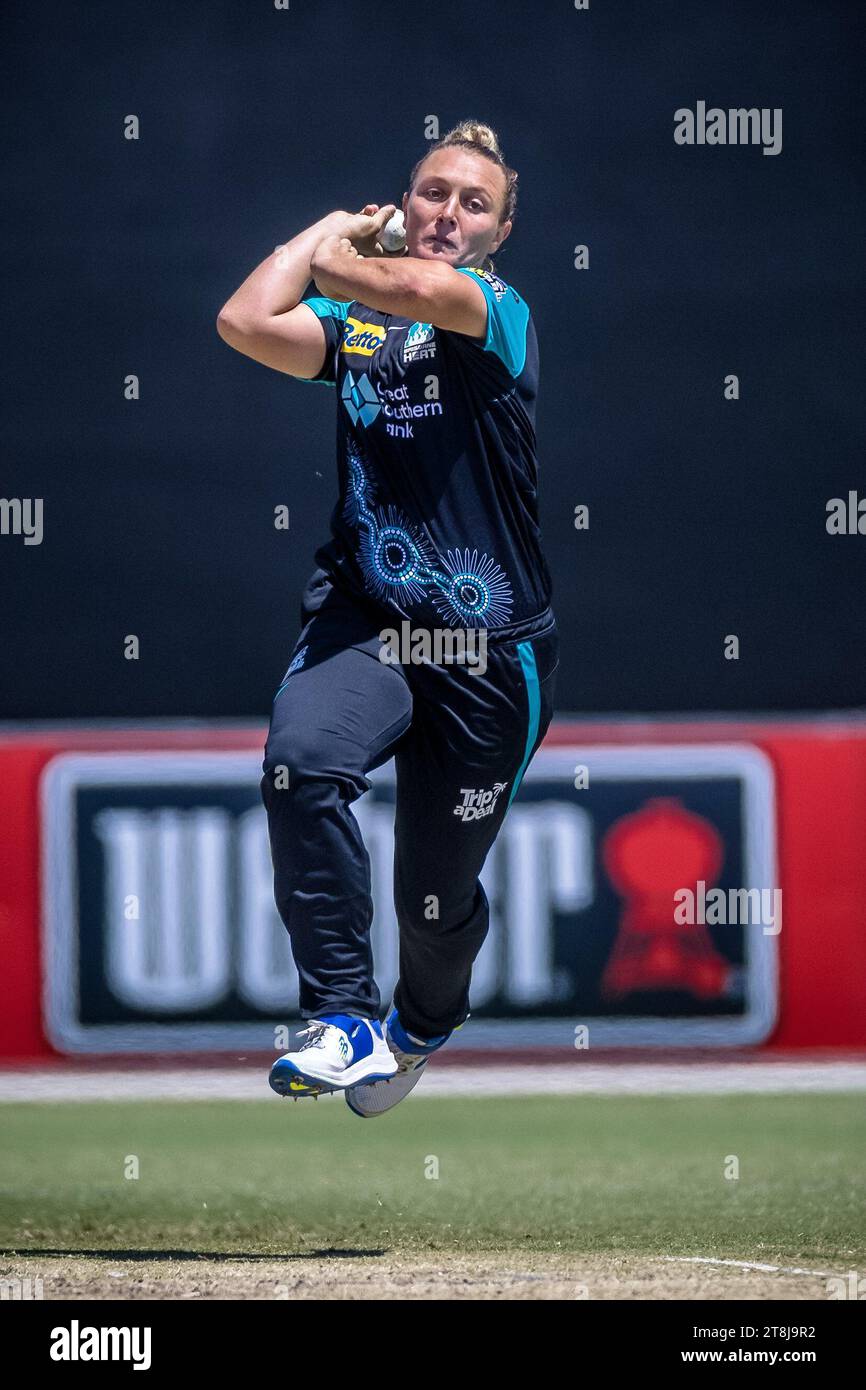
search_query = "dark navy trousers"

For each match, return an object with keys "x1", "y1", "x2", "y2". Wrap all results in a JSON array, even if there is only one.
[{"x1": 261, "y1": 568, "x2": 559, "y2": 1041}]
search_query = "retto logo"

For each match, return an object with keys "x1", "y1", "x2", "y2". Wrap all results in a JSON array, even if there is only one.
[{"x1": 340, "y1": 317, "x2": 386, "y2": 357}]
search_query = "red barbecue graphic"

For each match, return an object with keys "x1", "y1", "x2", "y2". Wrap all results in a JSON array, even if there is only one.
[{"x1": 600, "y1": 797, "x2": 731, "y2": 1001}]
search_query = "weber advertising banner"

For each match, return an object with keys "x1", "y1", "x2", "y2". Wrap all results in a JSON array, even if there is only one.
[{"x1": 39, "y1": 745, "x2": 779, "y2": 1052}]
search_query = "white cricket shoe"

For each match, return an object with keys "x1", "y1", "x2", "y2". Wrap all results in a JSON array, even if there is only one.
[{"x1": 269, "y1": 1013, "x2": 398, "y2": 1099}]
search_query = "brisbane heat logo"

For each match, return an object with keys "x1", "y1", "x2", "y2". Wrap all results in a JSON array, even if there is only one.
[{"x1": 403, "y1": 321, "x2": 436, "y2": 363}]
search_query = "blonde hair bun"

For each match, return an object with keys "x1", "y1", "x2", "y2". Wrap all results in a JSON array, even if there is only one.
[{"x1": 443, "y1": 120, "x2": 502, "y2": 157}]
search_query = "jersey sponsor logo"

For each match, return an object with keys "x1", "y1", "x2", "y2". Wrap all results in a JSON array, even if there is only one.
[
  {"x1": 403, "y1": 321, "x2": 437, "y2": 363},
  {"x1": 463, "y1": 266, "x2": 508, "y2": 302},
  {"x1": 341, "y1": 370, "x2": 444, "y2": 437},
  {"x1": 341, "y1": 371, "x2": 382, "y2": 427},
  {"x1": 340, "y1": 316, "x2": 387, "y2": 357},
  {"x1": 453, "y1": 782, "x2": 509, "y2": 822}
]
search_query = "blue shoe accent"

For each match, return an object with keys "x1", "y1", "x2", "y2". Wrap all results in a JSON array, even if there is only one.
[
  {"x1": 318, "y1": 1012, "x2": 382, "y2": 1062},
  {"x1": 386, "y1": 1007, "x2": 451, "y2": 1056}
]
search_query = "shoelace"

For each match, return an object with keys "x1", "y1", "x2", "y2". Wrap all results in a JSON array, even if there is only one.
[{"x1": 296, "y1": 1021, "x2": 330, "y2": 1051}]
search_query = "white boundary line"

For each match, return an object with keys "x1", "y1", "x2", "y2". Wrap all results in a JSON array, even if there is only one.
[{"x1": 663, "y1": 1256, "x2": 837, "y2": 1279}]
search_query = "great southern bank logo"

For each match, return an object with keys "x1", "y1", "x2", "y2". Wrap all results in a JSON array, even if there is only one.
[
  {"x1": 341, "y1": 371, "x2": 444, "y2": 436},
  {"x1": 341, "y1": 371, "x2": 381, "y2": 427}
]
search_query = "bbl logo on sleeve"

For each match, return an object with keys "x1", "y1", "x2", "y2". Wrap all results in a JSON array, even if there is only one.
[{"x1": 464, "y1": 266, "x2": 507, "y2": 302}]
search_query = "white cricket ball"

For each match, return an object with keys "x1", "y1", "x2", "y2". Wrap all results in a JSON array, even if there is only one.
[{"x1": 380, "y1": 210, "x2": 406, "y2": 253}]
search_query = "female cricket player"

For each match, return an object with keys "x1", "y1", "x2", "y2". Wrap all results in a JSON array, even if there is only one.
[{"x1": 217, "y1": 121, "x2": 558, "y2": 1115}]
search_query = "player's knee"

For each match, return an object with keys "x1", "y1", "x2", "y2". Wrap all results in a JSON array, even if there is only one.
[
  {"x1": 396, "y1": 880, "x2": 489, "y2": 945},
  {"x1": 262, "y1": 728, "x2": 328, "y2": 787},
  {"x1": 261, "y1": 728, "x2": 365, "y2": 801}
]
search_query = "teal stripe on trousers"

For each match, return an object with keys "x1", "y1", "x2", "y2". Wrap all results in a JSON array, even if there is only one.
[{"x1": 507, "y1": 639, "x2": 541, "y2": 807}]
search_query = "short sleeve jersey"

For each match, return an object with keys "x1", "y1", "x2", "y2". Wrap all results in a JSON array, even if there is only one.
[{"x1": 298, "y1": 265, "x2": 554, "y2": 639}]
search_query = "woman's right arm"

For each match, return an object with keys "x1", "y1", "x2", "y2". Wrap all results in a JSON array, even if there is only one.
[{"x1": 216, "y1": 212, "x2": 348, "y2": 377}]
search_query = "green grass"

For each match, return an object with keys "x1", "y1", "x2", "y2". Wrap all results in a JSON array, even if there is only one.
[{"x1": 1, "y1": 1095, "x2": 864, "y2": 1265}]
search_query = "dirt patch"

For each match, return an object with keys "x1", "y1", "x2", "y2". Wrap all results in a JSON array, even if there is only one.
[{"x1": 0, "y1": 1252, "x2": 835, "y2": 1301}]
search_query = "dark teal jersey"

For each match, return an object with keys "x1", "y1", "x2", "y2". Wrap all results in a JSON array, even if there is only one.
[{"x1": 298, "y1": 265, "x2": 554, "y2": 639}]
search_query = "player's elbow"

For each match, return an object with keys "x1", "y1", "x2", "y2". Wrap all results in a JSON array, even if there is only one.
[
  {"x1": 217, "y1": 305, "x2": 249, "y2": 347},
  {"x1": 309, "y1": 242, "x2": 329, "y2": 278},
  {"x1": 310, "y1": 245, "x2": 346, "y2": 301}
]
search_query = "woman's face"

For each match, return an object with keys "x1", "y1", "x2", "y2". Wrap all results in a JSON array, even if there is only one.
[{"x1": 402, "y1": 148, "x2": 511, "y2": 268}]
